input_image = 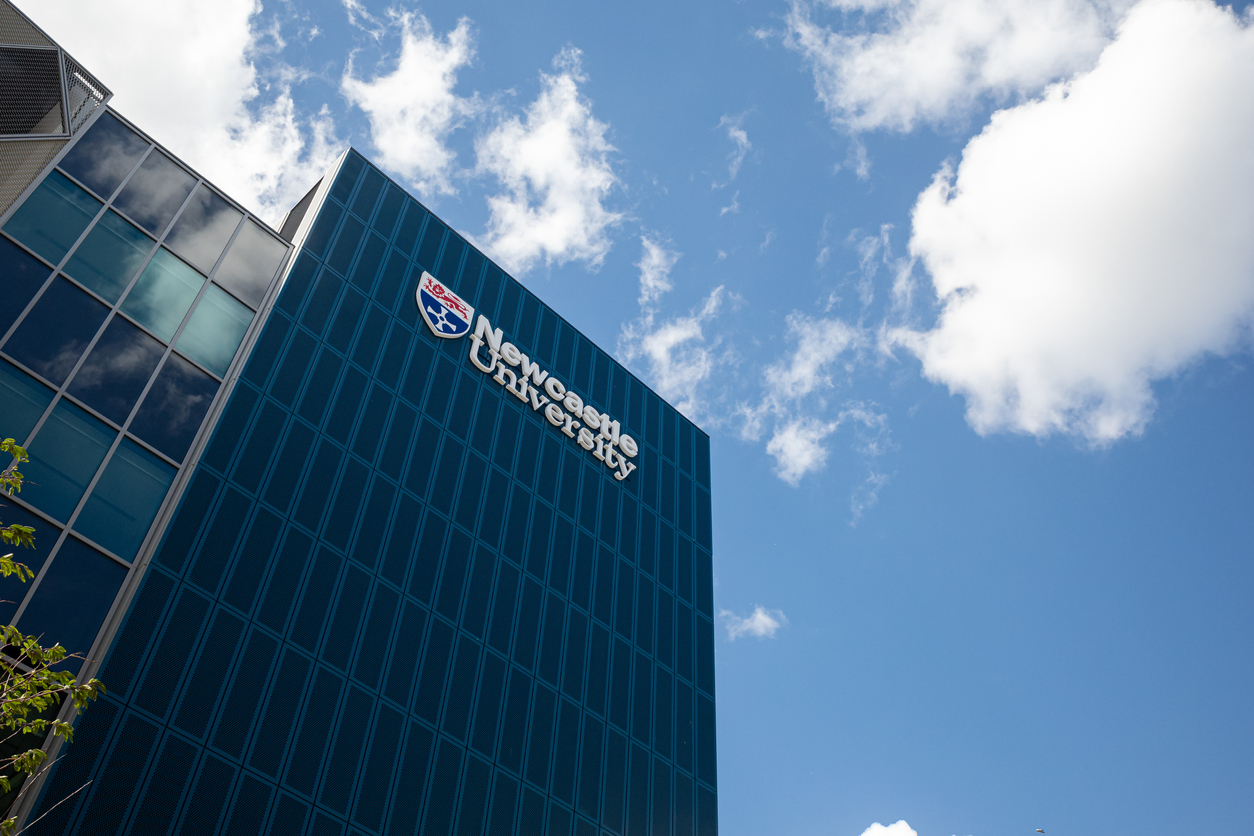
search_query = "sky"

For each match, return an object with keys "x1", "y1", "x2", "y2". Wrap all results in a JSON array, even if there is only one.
[{"x1": 19, "y1": 0, "x2": 1254, "y2": 834}]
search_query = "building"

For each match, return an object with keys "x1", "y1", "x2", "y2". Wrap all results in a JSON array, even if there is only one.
[{"x1": 0, "y1": 3, "x2": 718, "y2": 835}]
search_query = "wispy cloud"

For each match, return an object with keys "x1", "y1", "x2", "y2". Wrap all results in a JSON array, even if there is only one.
[
  {"x1": 636, "y1": 235, "x2": 680, "y2": 307},
  {"x1": 476, "y1": 47, "x2": 623, "y2": 275},
  {"x1": 620, "y1": 287, "x2": 727, "y2": 420},
  {"x1": 858, "y1": 822, "x2": 917, "y2": 836},
  {"x1": 715, "y1": 113, "x2": 752, "y2": 186},
  {"x1": 721, "y1": 606, "x2": 788, "y2": 640}
]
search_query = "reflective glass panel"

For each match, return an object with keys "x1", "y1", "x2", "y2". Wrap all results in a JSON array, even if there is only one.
[
  {"x1": 0, "y1": 236, "x2": 53, "y2": 336},
  {"x1": 1, "y1": 171, "x2": 101, "y2": 265},
  {"x1": 176, "y1": 283, "x2": 252, "y2": 377},
  {"x1": 67, "y1": 317, "x2": 164, "y2": 424},
  {"x1": 112, "y1": 150, "x2": 195, "y2": 236},
  {"x1": 62, "y1": 209, "x2": 153, "y2": 303},
  {"x1": 23, "y1": 400, "x2": 115, "y2": 522},
  {"x1": 17, "y1": 537, "x2": 127, "y2": 671},
  {"x1": 213, "y1": 219, "x2": 288, "y2": 308},
  {"x1": 0, "y1": 502, "x2": 58, "y2": 625},
  {"x1": 0, "y1": 360, "x2": 53, "y2": 444},
  {"x1": 119, "y1": 248, "x2": 204, "y2": 342},
  {"x1": 74, "y1": 439, "x2": 175, "y2": 559},
  {"x1": 57, "y1": 112, "x2": 149, "y2": 199},
  {"x1": 5, "y1": 277, "x2": 108, "y2": 386},
  {"x1": 129, "y1": 352, "x2": 218, "y2": 462},
  {"x1": 165, "y1": 185, "x2": 241, "y2": 274}
]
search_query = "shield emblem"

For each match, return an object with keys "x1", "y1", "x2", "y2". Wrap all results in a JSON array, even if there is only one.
[{"x1": 416, "y1": 271, "x2": 475, "y2": 339}]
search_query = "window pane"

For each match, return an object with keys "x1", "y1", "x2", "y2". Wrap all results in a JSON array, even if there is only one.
[
  {"x1": 129, "y1": 352, "x2": 218, "y2": 462},
  {"x1": 1, "y1": 171, "x2": 101, "y2": 265},
  {"x1": 176, "y1": 283, "x2": 252, "y2": 377},
  {"x1": 67, "y1": 316, "x2": 164, "y2": 424},
  {"x1": 120, "y1": 248, "x2": 204, "y2": 342},
  {"x1": 74, "y1": 439, "x2": 175, "y2": 559},
  {"x1": 23, "y1": 400, "x2": 115, "y2": 522},
  {"x1": 112, "y1": 150, "x2": 195, "y2": 236},
  {"x1": 0, "y1": 236, "x2": 53, "y2": 336},
  {"x1": 57, "y1": 111, "x2": 149, "y2": 199},
  {"x1": 61, "y1": 210, "x2": 154, "y2": 304},
  {"x1": 17, "y1": 537, "x2": 127, "y2": 671},
  {"x1": 5, "y1": 277, "x2": 109, "y2": 386},
  {"x1": 0, "y1": 360, "x2": 53, "y2": 443},
  {"x1": 213, "y1": 220, "x2": 288, "y2": 308},
  {"x1": 0, "y1": 46, "x2": 63, "y2": 135},
  {"x1": 0, "y1": 502, "x2": 59, "y2": 625},
  {"x1": 165, "y1": 185, "x2": 241, "y2": 275}
]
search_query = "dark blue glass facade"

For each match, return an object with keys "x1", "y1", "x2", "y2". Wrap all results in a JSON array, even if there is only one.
[{"x1": 18, "y1": 146, "x2": 717, "y2": 836}]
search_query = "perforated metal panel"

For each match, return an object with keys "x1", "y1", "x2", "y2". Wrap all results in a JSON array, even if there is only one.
[
  {"x1": 0, "y1": 46, "x2": 65, "y2": 135},
  {"x1": 0, "y1": 136, "x2": 65, "y2": 215},
  {"x1": 63, "y1": 55, "x2": 106, "y2": 134},
  {"x1": 0, "y1": 1, "x2": 51, "y2": 47}
]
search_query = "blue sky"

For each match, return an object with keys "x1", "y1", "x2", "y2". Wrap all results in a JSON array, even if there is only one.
[{"x1": 23, "y1": 0, "x2": 1254, "y2": 834}]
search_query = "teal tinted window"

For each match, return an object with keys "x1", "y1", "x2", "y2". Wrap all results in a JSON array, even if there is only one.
[
  {"x1": 177, "y1": 283, "x2": 252, "y2": 376},
  {"x1": 165, "y1": 185, "x2": 241, "y2": 274},
  {"x1": 57, "y1": 112, "x2": 149, "y2": 200},
  {"x1": 1, "y1": 171, "x2": 101, "y2": 265},
  {"x1": 0, "y1": 502, "x2": 58, "y2": 624},
  {"x1": 212, "y1": 219, "x2": 287, "y2": 308},
  {"x1": 17, "y1": 537, "x2": 126, "y2": 670},
  {"x1": 129, "y1": 352, "x2": 218, "y2": 461},
  {"x1": 0, "y1": 236, "x2": 53, "y2": 336},
  {"x1": 5, "y1": 277, "x2": 109, "y2": 386},
  {"x1": 0, "y1": 359, "x2": 53, "y2": 444},
  {"x1": 23, "y1": 400, "x2": 115, "y2": 522},
  {"x1": 120, "y1": 248, "x2": 204, "y2": 341},
  {"x1": 66, "y1": 316, "x2": 165, "y2": 424},
  {"x1": 62, "y1": 210, "x2": 154, "y2": 303},
  {"x1": 74, "y1": 439, "x2": 175, "y2": 559},
  {"x1": 112, "y1": 150, "x2": 195, "y2": 236}
]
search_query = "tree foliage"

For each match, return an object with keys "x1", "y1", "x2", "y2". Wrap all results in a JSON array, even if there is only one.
[{"x1": 0, "y1": 438, "x2": 103, "y2": 836}]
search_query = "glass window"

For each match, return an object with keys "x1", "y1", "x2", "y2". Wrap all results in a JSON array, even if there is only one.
[
  {"x1": 57, "y1": 111, "x2": 150, "y2": 199},
  {"x1": 176, "y1": 283, "x2": 252, "y2": 377},
  {"x1": 112, "y1": 150, "x2": 195, "y2": 236},
  {"x1": 5, "y1": 277, "x2": 109, "y2": 386},
  {"x1": 23, "y1": 400, "x2": 115, "y2": 522},
  {"x1": 74, "y1": 439, "x2": 175, "y2": 559},
  {"x1": 128, "y1": 352, "x2": 218, "y2": 462},
  {"x1": 120, "y1": 248, "x2": 204, "y2": 342},
  {"x1": 165, "y1": 185, "x2": 241, "y2": 275},
  {"x1": 17, "y1": 537, "x2": 127, "y2": 671},
  {"x1": 62, "y1": 209, "x2": 154, "y2": 303},
  {"x1": 0, "y1": 502, "x2": 59, "y2": 625},
  {"x1": 1, "y1": 171, "x2": 101, "y2": 265},
  {"x1": 0, "y1": 360, "x2": 53, "y2": 443},
  {"x1": 0, "y1": 236, "x2": 53, "y2": 337},
  {"x1": 214, "y1": 220, "x2": 288, "y2": 309},
  {"x1": 66, "y1": 317, "x2": 164, "y2": 424}
]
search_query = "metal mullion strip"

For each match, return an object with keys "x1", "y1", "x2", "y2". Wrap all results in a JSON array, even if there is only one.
[
  {"x1": 56, "y1": 48, "x2": 69, "y2": 138},
  {"x1": 0, "y1": 102, "x2": 109, "y2": 229}
]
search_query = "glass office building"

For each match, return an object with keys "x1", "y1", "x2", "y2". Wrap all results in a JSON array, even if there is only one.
[{"x1": 0, "y1": 4, "x2": 717, "y2": 835}]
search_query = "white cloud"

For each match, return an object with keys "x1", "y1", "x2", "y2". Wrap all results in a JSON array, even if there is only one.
[
  {"x1": 341, "y1": 13, "x2": 478, "y2": 196},
  {"x1": 636, "y1": 236, "x2": 680, "y2": 307},
  {"x1": 894, "y1": 0, "x2": 1254, "y2": 443},
  {"x1": 765, "y1": 417, "x2": 840, "y2": 484},
  {"x1": 784, "y1": 0, "x2": 1130, "y2": 131},
  {"x1": 476, "y1": 47, "x2": 622, "y2": 275},
  {"x1": 620, "y1": 288, "x2": 726, "y2": 419},
  {"x1": 716, "y1": 113, "x2": 751, "y2": 184},
  {"x1": 23, "y1": 0, "x2": 339, "y2": 223},
  {"x1": 720, "y1": 191, "x2": 741, "y2": 216},
  {"x1": 858, "y1": 822, "x2": 918, "y2": 836},
  {"x1": 720, "y1": 606, "x2": 788, "y2": 640}
]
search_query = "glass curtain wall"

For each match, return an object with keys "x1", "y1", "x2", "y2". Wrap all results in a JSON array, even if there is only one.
[{"x1": 0, "y1": 108, "x2": 290, "y2": 669}]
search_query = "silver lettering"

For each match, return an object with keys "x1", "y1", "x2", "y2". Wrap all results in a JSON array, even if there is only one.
[
  {"x1": 544, "y1": 377, "x2": 566, "y2": 400},
  {"x1": 545, "y1": 403, "x2": 565, "y2": 426},
  {"x1": 474, "y1": 315, "x2": 503, "y2": 354},
  {"x1": 528, "y1": 387, "x2": 550, "y2": 412},
  {"x1": 468, "y1": 336, "x2": 499, "y2": 374},
  {"x1": 520, "y1": 355, "x2": 549, "y2": 387},
  {"x1": 615, "y1": 459, "x2": 637, "y2": 481},
  {"x1": 562, "y1": 414, "x2": 579, "y2": 439}
]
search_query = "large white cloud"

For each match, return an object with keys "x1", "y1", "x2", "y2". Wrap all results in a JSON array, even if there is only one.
[
  {"x1": 22, "y1": 0, "x2": 338, "y2": 222},
  {"x1": 341, "y1": 13, "x2": 478, "y2": 197},
  {"x1": 784, "y1": 0, "x2": 1129, "y2": 131},
  {"x1": 476, "y1": 48, "x2": 622, "y2": 275},
  {"x1": 895, "y1": 0, "x2": 1254, "y2": 442}
]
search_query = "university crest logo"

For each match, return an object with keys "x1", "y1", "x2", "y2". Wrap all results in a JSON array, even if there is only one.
[{"x1": 416, "y1": 271, "x2": 474, "y2": 339}]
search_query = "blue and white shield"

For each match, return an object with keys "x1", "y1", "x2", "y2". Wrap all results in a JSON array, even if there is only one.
[{"x1": 416, "y1": 271, "x2": 474, "y2": 339}]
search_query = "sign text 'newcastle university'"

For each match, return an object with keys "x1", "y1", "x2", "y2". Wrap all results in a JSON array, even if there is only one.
[{"x1": 417, "y1": 271, "x2": 640, "y2": 481}]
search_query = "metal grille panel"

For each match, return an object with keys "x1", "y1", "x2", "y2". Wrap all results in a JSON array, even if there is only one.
[
  {"x1": 64, "y1": 54, "x2": 107, "y2": 134},
  {"x1": 0, "y1": 1, "x2": 51, "y2": 48},
  {"x1": 0, "y1": 137, "x2": 65, "y2": 216},
  {"x1": 0, "y1": 45, "x2": 64, "y2": 135}
]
